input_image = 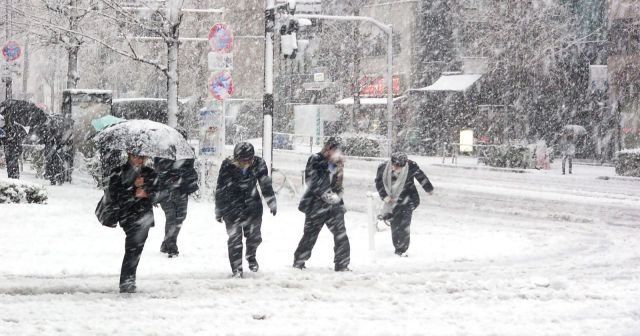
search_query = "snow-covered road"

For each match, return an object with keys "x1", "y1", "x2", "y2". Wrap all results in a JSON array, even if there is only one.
[{"x1": 1, "y1": 155, "x2": 639, "y2": 335}]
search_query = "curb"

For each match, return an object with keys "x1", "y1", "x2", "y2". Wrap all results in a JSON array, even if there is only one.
[
  {"x1": 597, "y1": 175, "x2": 640, "y2": 183},
  {"x1": 431, "y1": 163, "x2": 528, "y2": 174}
]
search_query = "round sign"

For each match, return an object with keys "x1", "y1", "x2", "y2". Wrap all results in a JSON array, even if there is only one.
[
  {"x1": 2, "y1": 41, "x2": 21, "y2": 62},
  {"x1": 208, "y1": 71, "x2": 234, "y2": 100},
  {"x1": 208, "y1": 23, "x2": 234, "y2": 53}
]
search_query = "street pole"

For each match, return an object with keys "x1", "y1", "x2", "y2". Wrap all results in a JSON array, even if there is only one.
[
  {"x1": 294, "y1": 14, "x2": 393, "y2": 156},
  {"x1": 4, "y1": 0, "x2": 11, "y2": 100},
  {"x1": 263, "y1": 0, "x2": 275, "y2": 174}
]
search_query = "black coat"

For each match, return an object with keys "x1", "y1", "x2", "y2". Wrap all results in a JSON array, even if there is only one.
[
  {"x1": 154, "y1": 158, "x2": 199, "y2": 196},
  {"x1": 375, "y1": 160, "x2": 434, "y2": 210},
  {"x1": 215, "y1": 156, "x2": 275, "y2": 220},
  {"x1": 298, "y1": 153, "x2": 343, "y2": 215},
  {"x1": 108, "y1": 162, "x2": 159, "y2": 226}
]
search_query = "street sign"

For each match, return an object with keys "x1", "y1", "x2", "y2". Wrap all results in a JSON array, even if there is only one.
[
  {"x1": 303, "y1": 82, "x2": 332, "y2": 91},
  {"x1": 208, "y1": 23, "x2": 234, "y2": 53},
  {"x1": 208, "y1": 71, "x2": 234, "y2": 100},
  {"x1": 208, "y1": 52, "x2": 233, "y2": 71},
  {"x1": 2, "y1": 41, "x2": 21, "y2": 62},
  {"x1": 313, "y1": 73, "x2": 325, "y2": 82}
]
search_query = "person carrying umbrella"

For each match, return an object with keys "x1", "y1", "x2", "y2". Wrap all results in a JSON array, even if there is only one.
[
  {"x1": 95, "y1": 119, "x2": 194, "y2": 293},
  {"x1": 560, "y1": 133, "x2": 576, "y2": 175},
  {"x1": 215, "y1": 142, "x2": 277, "y2": 278},
  {"x1": 374, "y1": 152, "x2": 434, "y2": 257},
  {"x1": 108, "y1": 151, "x2": 159, "y2": 293}
]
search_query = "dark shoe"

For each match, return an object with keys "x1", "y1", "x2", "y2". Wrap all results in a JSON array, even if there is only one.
[
  {"x1": 248, "y1": 258, "x2": 259, "y2": 272},
  {"x1": 292, "y1": 262, "x2": 306, "y2": 270},
  {"x1": 395, "y1": 252, "x2": 409, "y2": 258},
  {"x1": 232, "y1": 270, "x2": 244, "y2": 278},
  {"x1": 119, "y1": 283, "x2": 136, "y2": 293},
  {"x1": 335, "y1": 266, "x2": 352, "y2": 272},
  {"x1": 160, "y1": 243, "x2": 168, "y2": 254},
  {"x1": 167, "y1": 250, "x2": 179, "y2": 258}
]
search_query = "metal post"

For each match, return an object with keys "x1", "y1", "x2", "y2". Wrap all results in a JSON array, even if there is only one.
[
  {"x1": 263, "y1": 0, "x2": 275, "y2": 174},
  {"x1": 4, "y1": 0, "x2": 11, "y2": 100},
  {"x1": 386, "y1": 26, "x2": 393, "y2": 157}
]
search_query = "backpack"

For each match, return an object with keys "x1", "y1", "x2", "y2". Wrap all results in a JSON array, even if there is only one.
[{"x1": 95, "y1": 191, "x2": 119, "y2": 228}]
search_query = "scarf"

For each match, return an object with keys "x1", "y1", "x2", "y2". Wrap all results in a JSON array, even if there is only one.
[{"x1": 381, "y1": 161, "x2": 408, "y2": 215}]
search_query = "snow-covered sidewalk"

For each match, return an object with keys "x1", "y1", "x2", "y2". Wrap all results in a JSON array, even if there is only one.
[{"x1": 1, "y1": 158, "x2": 639, "y2": 335}]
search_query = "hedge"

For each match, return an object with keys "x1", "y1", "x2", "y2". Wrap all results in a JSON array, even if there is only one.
[
  {"x1": 0, "y1": 179, "x2": 48, "y2": 204},
  {"x1": 615, "y1": 149, "x2": 640, "y2": 177}
]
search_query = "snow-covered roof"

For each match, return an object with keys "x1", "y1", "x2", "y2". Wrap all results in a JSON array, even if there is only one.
[
  {"x1": 414, "y1": 74, "x2": 482, "y2": 92},
  {"x1": 335, "y1": 96, "x2": 406, "y2": 105}
]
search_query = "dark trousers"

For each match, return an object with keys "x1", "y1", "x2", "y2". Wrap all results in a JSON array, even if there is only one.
[
  {"x1": 160, "y1": 192, "x2": 188, "y2": 253},
  {"x1": 4, "y1": 144, "x2": 20, "y2": 179},
  {"x1": 120, "y1": 212, "x2": 153, "y2": 286},
  {"x1": 294, "y1": 206, "x2": 350, "y2": 269},
  {"x1": 224, "y1": 215, "x2": 262, "y2": 273},
  {"x1": 390, "y1": 207, "x2": 413, "y2": 254},
  {"x1": 562, "y1": 155, "x2": 573, "y2": 174}
]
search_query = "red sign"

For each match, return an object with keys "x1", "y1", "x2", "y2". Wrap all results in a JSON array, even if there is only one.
[
  {"x1": 358, "y1": 75, "x2": 401, "y2": 97},
  {"x1": 2, "y1": 41, "x2": 21, "y2": 62},
  {"x1": 208, "y1": 71, "x2": 234, "y2": 100},
  {"x1": 208, "y1": 23, "x2": 234, "y2": 53}
]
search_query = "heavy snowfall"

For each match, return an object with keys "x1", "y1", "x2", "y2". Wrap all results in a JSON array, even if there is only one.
[{"x1": 1, "y1": 0, "x2": 640, "y2": 335}]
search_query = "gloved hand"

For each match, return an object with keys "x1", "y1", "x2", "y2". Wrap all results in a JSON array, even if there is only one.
[
  {"x1": 321, "y1": 191, "x2": 341, "y2": 205},
  {"x1": 269, "y1": 203, "x2": 277, "y2": 216}
]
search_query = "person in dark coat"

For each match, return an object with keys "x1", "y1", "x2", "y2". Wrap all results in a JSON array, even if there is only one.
[
  {"x1": 2, "y1": 122, "x2": 26, "y2": 179},
  {"x1": 293, "y1": 137, "x2": 351, "y2": 272},
  {"x1": 215, "y1": 142, "x2": 277, "y2": 278},
  {"x1": 155, "y1": 157, "x2": 199, "y2": 258},
  {"x1": 375, "y1": 152, "x2": 434, "y2": 257},
  {"x1": 108, "y1": 153, "x2": 159, "y2": 293},
  {"x1": 43, "y1": 117, "x2": 65, "y2": 185}
]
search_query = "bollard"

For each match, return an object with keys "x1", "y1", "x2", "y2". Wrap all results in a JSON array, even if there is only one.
[{"x1": 366, "y1": 192, "x2": 377, "y2": 251}]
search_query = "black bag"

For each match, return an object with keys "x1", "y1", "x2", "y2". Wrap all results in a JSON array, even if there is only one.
[{"x1": 95, "y1": 192, "x2": 119, "y2": 228}]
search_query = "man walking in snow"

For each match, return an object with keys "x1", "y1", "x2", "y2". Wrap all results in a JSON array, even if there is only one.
[
  {"x1": 293, "y1": 137, "x2": 351, "y2": 272},
  {"x1": 375, "y1": 152, "x2": 434, "y2": 257},
  {"x1": 156, "y1": 157, "x2": 199, "y2": 258},
  {"x1": 215, "y1": 142, "x2": 277, "y2": 278},
  {"x1": 109, "y1": 153, "x2": 159, "y2": 293}
]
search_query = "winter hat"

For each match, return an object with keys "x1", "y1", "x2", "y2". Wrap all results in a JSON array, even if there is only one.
[
  {"x1": 324, "y1": 137, "x2": 341, "y2": 150},
  {"x1": 391, "y1": 152, "x2": 408, "y2": 167},
  {"x1": 234, "y1": 142, "x2": 255, "y2": 161}
]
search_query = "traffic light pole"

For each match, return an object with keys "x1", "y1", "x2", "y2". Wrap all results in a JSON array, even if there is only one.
[
  {"x1": 294, "y1": 14, "x2": 394, "y2": 156},
  {"x1": 263, "y1": 0, "x2": 275, "y2": 174}
]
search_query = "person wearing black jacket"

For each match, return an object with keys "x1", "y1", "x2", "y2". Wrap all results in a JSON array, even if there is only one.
[
  {"x1": 215, "y1": 142, "x2": 277, "y2": 278},
  {"x1": 375, "y1": 152, "x2": 434, "y2": 257},
  {"x1": 293, "y1": 138, "x2": 351, "y2": 272},
  {"x1": 109, "y1": 153, "x2": 159, "y2": 293},
  {"x1": 155, "y1": 158, "x2": 199, "y2": 258}
]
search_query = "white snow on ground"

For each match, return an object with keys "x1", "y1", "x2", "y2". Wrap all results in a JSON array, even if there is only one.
[{"x1": 1, "y1": 153, "x2": 640, "y2": 335}]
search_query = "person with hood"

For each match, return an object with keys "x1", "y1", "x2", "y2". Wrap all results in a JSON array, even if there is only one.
[
  {"x1": 293, "y1": 137, "x2": 351, "y2": 272},
  {"x1": 108, "y1": 152, "x2": 159, "y2": 293},
  {"x1": 215, "y1": 142, "x2": 277, "y2": 278},
  {"x1": 156, "y1": 156, "x2": 199, "y2": 258},
  {"x1": 375, "y1": 152, "x2": 434, "y2": 257}
]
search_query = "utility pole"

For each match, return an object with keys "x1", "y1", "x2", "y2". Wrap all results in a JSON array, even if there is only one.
[
  {"x1": 4, "y1": 0, "x2": 11, "y2": 100},
  {"x1": 263, "y1": 0, "x2": 276, "y2": 173}
]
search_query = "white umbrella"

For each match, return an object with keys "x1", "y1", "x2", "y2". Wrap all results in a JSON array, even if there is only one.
[
  {"x1": 95, "y1": 120, "x2": 194, "y2": 160},
  {"x1": 563, "y1": 124, "x2": 587, "y2": 135}
]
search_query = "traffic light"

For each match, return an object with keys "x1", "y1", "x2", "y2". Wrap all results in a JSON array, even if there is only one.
[{"x1": 280, "y1": 19, "x2": 299, "y2": 59}]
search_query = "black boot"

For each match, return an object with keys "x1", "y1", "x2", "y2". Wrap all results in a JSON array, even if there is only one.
[{"x1": 248, "y1": 257, "x2": 259, "y2": 272}]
